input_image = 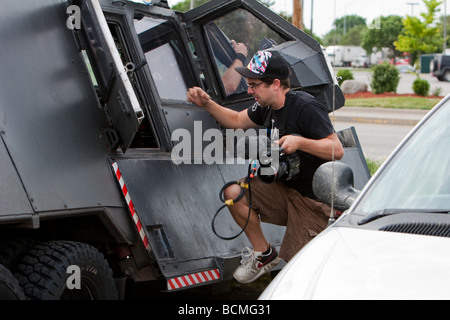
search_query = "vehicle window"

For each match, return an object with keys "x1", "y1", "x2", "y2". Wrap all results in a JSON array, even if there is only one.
[
  {"x1": 355, "y1": 100, "x2": 450, "y2": 214},
  {"x1": 203, "y1": 9, "x2": 288, "y2": 97},
  {"x1": 135, "y1": 17, "x2": 193, "y2": 101},
  {"x1": 145, "y1": 43, "x2": 187, "y2": 100}
]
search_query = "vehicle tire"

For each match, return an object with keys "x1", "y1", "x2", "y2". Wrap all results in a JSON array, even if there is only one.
[
  {"x1": 0, "y1": 263, "x2": 26, "y2": 300},
  {"x1": 0, "y1": 237, "x2": 37, "y2": 270},
  {"x1": 444, "y1": 70, "x2": 450, "y2": 82},
  {"x1": 15, "y1": 240, "x2": 118, "y2": 300}
]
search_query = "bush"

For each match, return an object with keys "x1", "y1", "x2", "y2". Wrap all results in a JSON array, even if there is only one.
[
  {"x1": 412, "y1": 77, "x2": 430, "y2": 96},
  {"x1": 337, "y1": 69, "x2": 354, "y2": 86},
  {"x1": 432, "y1": 87, "x2": 442, "y2": 97},
  {"x1": 366, "y1": 158, "x2": 382, "y2": 176},
  {"x1": 371, "y1": 63, "x2": 400, "y2": 94}
]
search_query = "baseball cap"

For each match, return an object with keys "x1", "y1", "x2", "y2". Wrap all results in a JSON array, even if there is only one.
[{"x1": 235, "y1": 50, "x2": 290, "y2": 80}]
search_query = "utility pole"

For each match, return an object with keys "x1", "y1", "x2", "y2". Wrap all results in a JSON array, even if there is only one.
[
  {"x1": 406, "y1": 2, "x2": 419, "y2": 16},
  {"x1": 190, "y1": 0, "x2": 195, "y2": 10},
  {"x1": 292, "y1": 0, "x2": 304, "y2": 30},
  {"x1": 444, "y1": 0, "x2": 447, "y2": 53}
]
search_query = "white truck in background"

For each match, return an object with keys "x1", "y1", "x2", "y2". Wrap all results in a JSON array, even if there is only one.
[
  {"x1": 326, "y1": 46, "x2": 366, "y2": 67},
  {"x1": 326, "y1": 45, "x2": 391, "y2": 68}
]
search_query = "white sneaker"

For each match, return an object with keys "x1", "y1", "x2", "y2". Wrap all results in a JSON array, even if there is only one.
[{"x1": 233, "y1": 245, "x2": 281, "y2": 284}]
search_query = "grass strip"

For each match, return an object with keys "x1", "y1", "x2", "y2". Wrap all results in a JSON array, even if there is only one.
[{"x1": 345, "y1": 97, "x2": 441, "y2": 110}]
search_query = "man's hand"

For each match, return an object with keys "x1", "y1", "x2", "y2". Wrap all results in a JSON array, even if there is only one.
[
  {"x1": 278, "y1": 133, "x2": 345, "y2": 161},
  {"x1": 186, "y1": 86, "x2": 257, "y2": 130},
  {"x1": 231, "y1": 40, "x2": 247, "y2": 57},
  {"x1": 277, "y1": 135, "x2": 301, "y2": 154},
  {"x1": 187, "y1": 87, "x2": 211, "y2": 108}
]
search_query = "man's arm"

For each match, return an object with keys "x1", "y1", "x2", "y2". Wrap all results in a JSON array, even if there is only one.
[
  {"x1": 222, "y1": 40, "x2": 247, "y2": 95},
  {"x1": 278, "y1": 133, "x2": 344, "y2": 161},
  {"x1": 187, "y1": 87, "x2": 256, "y2": 130}
]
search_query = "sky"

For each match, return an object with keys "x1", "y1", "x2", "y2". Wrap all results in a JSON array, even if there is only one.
[{"x1": 166, "y1": 0, "x2": 439, "y2": 37}]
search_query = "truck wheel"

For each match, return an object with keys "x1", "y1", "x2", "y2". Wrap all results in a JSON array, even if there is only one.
[
  {"x1": 0, "y1": 237, "x2": 37, "y2": 270},
  {"x1": 444, "y1": 71, "x2": 450, "y2": 82},
  {"x1": 15, "y1": 241, "x2": 118, "y2": 300},
  {"x1": 0, "y1": 264, "x2": 25, "y2": 300}
]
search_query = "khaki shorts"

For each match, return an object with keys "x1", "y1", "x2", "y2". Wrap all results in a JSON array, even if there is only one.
[{"x1": 245, "y1": 178, "x2": 333, "y2": 261}]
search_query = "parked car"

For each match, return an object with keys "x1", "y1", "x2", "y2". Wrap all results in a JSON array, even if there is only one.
[
  {"x1": 260, "y1": 94, "x2": 450, "y2": 300},
  {"x1": 351, "y1": 55, "x2": 369, "y2": 68},
  {"x1": 396, "y1": 63, "x2": 416, "y2": 73},
  {"x1": 430, "y1": 54, "x2": 450, "y2": 81}
]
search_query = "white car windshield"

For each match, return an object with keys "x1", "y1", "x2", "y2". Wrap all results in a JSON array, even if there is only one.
[{"x1": 354, "y1": 98, "x2": 450, "y2": 215}]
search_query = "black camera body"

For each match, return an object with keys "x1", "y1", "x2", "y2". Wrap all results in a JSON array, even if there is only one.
[
  {"x1": 236, "y1": 135, "x2": 301, "y2": 184},
  {"x1": 257, "y1": 147, "x2": 301, "y2": 184}
]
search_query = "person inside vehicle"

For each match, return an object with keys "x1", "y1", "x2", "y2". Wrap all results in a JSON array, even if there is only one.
[
  {"x1": 221, "y1": 40, "x2": 248, "y2": 95},
  {"x1": 187, "y1": 50, "x2": 344, "y2": 284}
]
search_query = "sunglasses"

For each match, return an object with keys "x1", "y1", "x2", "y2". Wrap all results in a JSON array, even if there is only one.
[{"x1": 246, "y1": 82, "x2": 264, "y2": 90}]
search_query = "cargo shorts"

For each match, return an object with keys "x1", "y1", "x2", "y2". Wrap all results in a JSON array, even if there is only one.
[{"x1": 244, "y1": 178, "x2": 333, "y2": 262}]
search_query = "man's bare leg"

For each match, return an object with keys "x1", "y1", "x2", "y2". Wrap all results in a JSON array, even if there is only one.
[{"x1": 224, "y1": 184, "x2": 269, "y2": 252}]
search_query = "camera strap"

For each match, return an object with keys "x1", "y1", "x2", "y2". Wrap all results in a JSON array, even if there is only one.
[{"x1": 263, "y1": 91, "x2": 296, "y2": 137}]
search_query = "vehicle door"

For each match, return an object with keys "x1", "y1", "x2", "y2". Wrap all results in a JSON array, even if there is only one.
[
  {"x1": 182, "y1": 0, "x2": 344, "y2": 113},
  {"x1": 77, "y1": 0, "x2": 146, "y2": 152}
]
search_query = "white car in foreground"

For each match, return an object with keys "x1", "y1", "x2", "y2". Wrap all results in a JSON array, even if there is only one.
[{"x1": 260, "y1": 94, "x2": 450, "y2": 300}]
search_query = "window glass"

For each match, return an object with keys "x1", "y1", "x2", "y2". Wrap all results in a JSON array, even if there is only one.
[
  {"x1": 145, "y1": 43, "x2": 187, "y2": 100},
  {"x1": 135, "y1": 17, "x2": 190, "y2": 101},
  {"x1": 355, "y1": 100, "x2": 450, "y2": 214},
  {"x1": 204, "y1": 9, "x2": 288, "y2": 96}
]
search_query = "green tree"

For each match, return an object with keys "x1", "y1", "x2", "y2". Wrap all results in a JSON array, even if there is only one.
[
  {"x1": 322, "y1": 15, "x2": 366, "y2": 46},
  {"x1": 340, "y1": 24, "x2": 366, "y2": 45},
  {"x1": 334, "y1": 15, "x2": 367, "y2": 33},
  {"x1": 394, "y1": 0, "x2": 443, "y2": 65},
  {"x1": 361, "y1": 15, "x2": 404, "y2": 58},
  {"x1": 438, "y1": 15, "x2": 450, "y2": 49},
  {"x1": 171, "y1": 0, "x2": 209, "y2": 12}
]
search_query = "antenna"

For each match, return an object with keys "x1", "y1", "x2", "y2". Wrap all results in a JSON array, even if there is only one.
[{"x1": 329, "y1": 0, "x2": 338, "y2": 226}]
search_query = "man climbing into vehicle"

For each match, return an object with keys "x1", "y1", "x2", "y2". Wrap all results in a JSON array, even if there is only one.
[{"x1": 187, "y1": 50, "x2": 344, "y2": 284}]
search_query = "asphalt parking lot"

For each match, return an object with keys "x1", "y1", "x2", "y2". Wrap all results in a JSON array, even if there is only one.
[
  {"x1": 351, "y1": 70, "x2": 450, "y2": 95},
  {"x1": 335, "y1": 69, "x2": 449, "y2": 161}
]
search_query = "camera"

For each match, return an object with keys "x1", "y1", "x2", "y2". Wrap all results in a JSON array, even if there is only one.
[
  {"x1": 236, "y1": 134, "x2": 301, "y2": 184},
  {"x1": 213, "y1": 134, "x2": 301, "y2": 240},
  {"x1": 257, "y1": 147, "x2": 301, "y2": 184}
]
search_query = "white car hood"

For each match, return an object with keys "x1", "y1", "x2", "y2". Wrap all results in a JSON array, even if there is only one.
[{"x1": 260, "y1": 227, "x2": 450, "y2": 300}]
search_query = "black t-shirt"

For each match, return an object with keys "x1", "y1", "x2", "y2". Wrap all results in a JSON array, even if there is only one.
[{"x1": 247, "y1": 91, "x2": 334, "y2": 199}]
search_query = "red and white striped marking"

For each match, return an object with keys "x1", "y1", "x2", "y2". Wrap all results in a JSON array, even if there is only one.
[
  {"x1": 167, "y1": 269, "x2": 221, "y2": 291},
  {"x1": 112, "y1": 162, "x2": 150, "y2": 250}
]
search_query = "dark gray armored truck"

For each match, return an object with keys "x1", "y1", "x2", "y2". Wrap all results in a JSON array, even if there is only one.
[{"x1": 0, "y1": 0, "x2": 368, "y2": 299}]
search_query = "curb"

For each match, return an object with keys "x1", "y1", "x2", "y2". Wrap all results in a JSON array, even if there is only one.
[
  {"x1": 330, "y1": 115, "x2": 420, "y2": 126},
  {"x1": 330, "y1": 107, "x2": 429, "y2": 127}
]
